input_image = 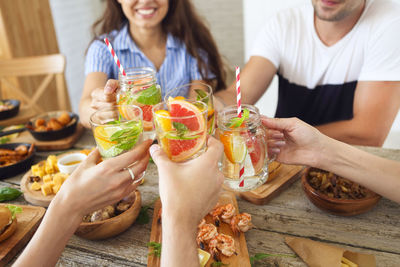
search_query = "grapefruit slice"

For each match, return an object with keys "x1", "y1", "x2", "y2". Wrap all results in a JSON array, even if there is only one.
[
  {"x1": 242, "y1": 131, "x2": 266, "y2": 173},
  {"x1": 164, "y1": 99, "x2": 207, "y2": 162},
  {"x1": 140, "y1": 104, "x2": 154, "y2": 131}
]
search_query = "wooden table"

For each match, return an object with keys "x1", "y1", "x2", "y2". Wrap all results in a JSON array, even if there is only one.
[{"x1": 2, "y1": 130, "x2": 400, "y2": 266}]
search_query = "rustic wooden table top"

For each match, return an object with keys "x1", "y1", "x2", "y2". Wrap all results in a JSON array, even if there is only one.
[{"x1": 2, "y1": 130, "x2": 400, "y2": 266}]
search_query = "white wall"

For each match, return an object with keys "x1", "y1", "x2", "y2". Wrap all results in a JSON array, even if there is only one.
[
  {"x1": 49, "y1": 0, "x2": 105, "y2": 113},
  {"x1": 243, "y1": 0, "x2": 400, "y2": 148}
]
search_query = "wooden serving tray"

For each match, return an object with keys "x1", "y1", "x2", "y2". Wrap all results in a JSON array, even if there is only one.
[
  {"x1": 12, "y1": 123, "x2": 84, "y2": 151},
  {"x1": 0, "y1": 204, "x2": 45, "y2": 266},
  {"x1": 148, "y1": 191, "x2": 251, "y2": 267},
  {"x1": 239, "y1": 164, "x2": 305, "y2": 205}
]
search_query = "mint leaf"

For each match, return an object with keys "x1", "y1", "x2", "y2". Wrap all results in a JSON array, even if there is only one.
[
  {"x1": 147, "y1": 241, "x2": 162, "y2": 257},
  {"x1": 211, "y1": 262, "x2": 228, "y2": 267},
  {"x1": 135, "y1": 85, "x2": 161, "y2": 105},
  {"x1": 195, "y1": 89, "x2": 209, "y2": 105},
  {"x1": 226, "y1": 108, "x2": 250, "y2": 128},
  {"x1": 6, "y1": 205, "x2": 22, "y2": 219},
  {"x1": 165, "y1": 133, "x2": 201, "y2": 140},
  {"x1": 172, "y1": 122, "x2": 188, "y2": 137}
]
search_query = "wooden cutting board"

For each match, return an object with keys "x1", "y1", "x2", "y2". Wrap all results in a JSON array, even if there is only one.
[
  {"x1": 148, "y1": 191, "x2": 251, "y2": 267},
  {"x1": 239, "y1": 164, "x2": 305, "y2": 205},
  {"x1": 12, "y1": 123, "x2": 84, "y2": 151},
  {"x1": 0, "y1": 204, "x2": 45, "y2": 266}
]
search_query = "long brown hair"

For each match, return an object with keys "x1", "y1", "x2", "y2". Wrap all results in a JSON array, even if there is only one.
[{"x1": 90, "y1": 0, "x2": 226, "y2": 91}]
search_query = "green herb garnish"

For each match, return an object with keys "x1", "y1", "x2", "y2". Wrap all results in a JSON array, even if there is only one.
[
  {"x1": 135, "y1": 85, "x2": 161, "y2": 105},
  {"x1": 195, "y1": 89, "x2": 209, "y2": 105},
  {"x1": 109, "y1": 120, "x2": 143, "y2": 151},
  {"x1": 0, "y1": 187, "x2": 22, "y2": 202},
  {"x1": 147, "y1": 241, "x2": 162, "y2": 257},
  {"x1": 250, "y1": 253, "x2": 296, "y2": 266},
  {"x1": 226, "y1": 108, "x2": 250, "y2": 128},
  {"x1": 137, "y1": 206, "x2": 150, "y2": 225},
  {"x1": 6, "y1": 205, "x2": 22, "y2": 219}
]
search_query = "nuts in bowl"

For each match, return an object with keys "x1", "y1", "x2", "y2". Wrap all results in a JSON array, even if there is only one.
[
  {"x1": 75, "y1": 190, "x2": 142, "y2": 240},
  {"x1": 301, "y1": 168, "x2": 381, "y2": 216}
]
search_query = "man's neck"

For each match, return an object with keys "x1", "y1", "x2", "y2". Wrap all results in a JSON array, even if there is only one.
[{"x1": 314, "y1": 3, "x2": 365, "y2": 47}]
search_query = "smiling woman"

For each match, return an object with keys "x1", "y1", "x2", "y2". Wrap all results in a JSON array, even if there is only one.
[{"x1": 79, "y1": 0, "x2": 226, "y2": 128}]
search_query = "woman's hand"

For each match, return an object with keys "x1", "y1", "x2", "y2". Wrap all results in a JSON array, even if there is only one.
[
  {"x1": 262, "y1": 117, "x2": 327, "y2": 167},
  {"x1": 150, "y1": 137, "x2": 224, "y2": 228},
  {"x1": 54, "y1": 139, "x2": 152, "y2": 217},
  {"x1": 90, "y1": 79, "x2": 119, "y2": 111}
]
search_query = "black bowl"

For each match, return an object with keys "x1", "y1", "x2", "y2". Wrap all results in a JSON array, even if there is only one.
[
  {"x1": 27, "y1": 111, "x2": 79, "y2": 141},
  {"x1": 0, "y1": 99, "x2": 20, "y2": 120},
  {"x1": 0, "y1": 143, "x2": 35, "y2": 179}
]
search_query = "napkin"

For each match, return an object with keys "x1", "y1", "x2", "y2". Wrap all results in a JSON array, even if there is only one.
[{"x1": 285, "y1": 236, "x2": 376, "y2": 267}]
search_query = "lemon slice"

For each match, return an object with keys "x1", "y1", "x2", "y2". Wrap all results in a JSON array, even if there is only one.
[
  {"x1": 198, "y1": 249, "x2": 211, "y2": 267},
  {"x1": 231, "y1": 133, "x2": 247, "y2": 163}
]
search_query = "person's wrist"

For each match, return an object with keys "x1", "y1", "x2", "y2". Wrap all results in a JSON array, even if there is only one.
[
  {"x1": 52, "y1": 189, "x2": 86, "y2": 221},
  {"x1": 162, "y1": 204, "x2": 199, "y2": 230}
]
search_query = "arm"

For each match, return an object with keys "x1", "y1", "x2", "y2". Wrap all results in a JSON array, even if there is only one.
[
  {"x1": 79, "y1": 73, "x2": 118, "y2": 128},
  {"x1": 13, "y1": 140, "x2": 152, "y2": 267},
  {"x1": 263, "y1": 117, "x2": 400, "y2": 204},
  {"x1": 214, "y1": 56, "x2": 277, "y2": 108},
  {"x1": 316, "y1": 81, "x2": 400, "y2": 146},
  {"x1": 150, "y1": 137, "x2": 224, "y2": 267}
]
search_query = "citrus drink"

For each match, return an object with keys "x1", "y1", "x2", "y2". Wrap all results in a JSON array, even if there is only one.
[
  {"x1": 153, "y1": 99, "x2": 208, "y2": 162},
  {"x1": 90, "y1": 105, "x2": 143, "y2": 159},
  {"x1": 217, "y1": 105, "x2": 268, "y2": 191},
  {"x1": 164, "y1": 82, "x2": 215, "y2": 135}
]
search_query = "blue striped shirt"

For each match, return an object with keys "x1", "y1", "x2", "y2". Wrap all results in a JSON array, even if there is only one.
[{"x1": 85, "y1": 24, "x2": 212, "y2": 98}]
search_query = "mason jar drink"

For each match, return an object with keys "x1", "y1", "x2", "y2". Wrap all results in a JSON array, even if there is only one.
[
  {"x1": 217, "y1": 105, "x2": 269, "y2": 191},
  {"x1": 164, "y1": 82, "x2": 215, "y2": 135},
  {"x1": 117, "y1": 67, "x2": 161, "y2": 140}
]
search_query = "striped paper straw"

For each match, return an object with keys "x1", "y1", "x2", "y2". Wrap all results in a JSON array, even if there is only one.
[
  {"x1": 104, "y1": 37, "x2": 126, "y2": 76},
  {"x1": 236, "y1": 66, "x2": 245, "y2": 187},
  {"x1": 236, "y1": 66, "x2": 242, "y2": 118}
]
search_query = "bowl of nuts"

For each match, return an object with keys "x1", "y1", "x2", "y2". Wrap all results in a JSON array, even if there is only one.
[
  {"x1": 75, "y1": 190, "x2": 141, "y2": 240},
  {"x1": 301, "y1": 168, "x2": 381, "y2": 216}
]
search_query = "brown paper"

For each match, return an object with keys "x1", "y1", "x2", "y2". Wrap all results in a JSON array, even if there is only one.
[{"x1": 285, "y1": 236, "x2": 376, "y2": 267}]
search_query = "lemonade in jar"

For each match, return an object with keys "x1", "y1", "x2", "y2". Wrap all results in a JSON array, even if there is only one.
[
  {"x1": 217, "y1": 105, "x2": 269, "y2": 191},
  {"x1": 117, "y1": 67, "x2": 161, "y2": 140}
]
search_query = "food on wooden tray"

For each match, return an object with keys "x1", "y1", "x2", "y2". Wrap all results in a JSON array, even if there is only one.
[
  {"x1": 82, "y1": 195, "x2": 135, "y2": 223},
  {"x1": 29, "y1": 112, "x2": 73, "y2": 132},
  {"x1": 197, "y1": 203, "x2": 253, "y2": 261},
  {"x1": 0, "y1": 144, "x2": 35, "y2": 167},
  {"x1": 0, "y1": 205, "x2": 22, "y2": 242},
  {"x1": 29, "y1": 155, "x2": 69, "y2": 196},
  {"x1": 0, "y1": 100, "x2": 13, "y2": 112},
  {"x1": 307, "y1": 169, "x2": 373, "y2": 199}
]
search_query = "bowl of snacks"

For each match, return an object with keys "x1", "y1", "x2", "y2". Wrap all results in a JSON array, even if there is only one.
[
  {"x1": 26, "y1": 111, "x2": 78, "y2": 141},
  {"x1": 0, "y1": 143, "x2": 35, "y2": 179},
  {"x1": 75, "y1": 190, "x2": 141, "y2": 240},
  {"x1": 301, "y1": 168, "x2": 381, "y2": 216},
  {"x1": 0, "y1": 99, "x2": 20, "y2": 120}
]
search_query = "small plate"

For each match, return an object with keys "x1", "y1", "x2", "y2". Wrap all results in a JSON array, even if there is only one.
[
  {"x1": 0, "y1": 143, "x2": 35, "y2": 179},
  {"x1": 0, "y1": 99, "x2": 20, "y2": 121},
  {"x1": 27, "y1": 111, "x2": 78, "y2": 141}
]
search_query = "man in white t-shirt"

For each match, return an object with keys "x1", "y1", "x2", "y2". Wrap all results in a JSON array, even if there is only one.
[{"x1": 216, "y1": 0, "x2": 400, "y2": 146}]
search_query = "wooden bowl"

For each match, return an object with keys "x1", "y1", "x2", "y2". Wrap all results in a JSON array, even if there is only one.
[
  {"x1": 301, "y1": 168, "x2": 381, "y2": 216},
  {"x1": 75, "y1": 190, "x2": 141, "y2": 240}
]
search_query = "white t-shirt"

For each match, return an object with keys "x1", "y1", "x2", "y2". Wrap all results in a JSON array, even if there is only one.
[{"x1": 251, "y1": 0, "x2": 400, "y2": 125}]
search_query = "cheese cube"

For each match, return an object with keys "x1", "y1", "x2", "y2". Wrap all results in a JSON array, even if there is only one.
[
  {"x1": 52, "y1": 184, "x2": 62, "y2": 194},
  {"x1": 53, "y1": 173, "x2": 67, "y2": 186},
  {"x1": 31, "y1": 163, "x2": 45, "y2": 178},
  {"x1": 30, "y1": 182, "x2": 41, "y2": 191},
  {"x1": 41, "y1": 183, "x2": 53, "y2": 196},
  {"x1": 43, "y1": 174, "x2": 53, "y2": 184}
]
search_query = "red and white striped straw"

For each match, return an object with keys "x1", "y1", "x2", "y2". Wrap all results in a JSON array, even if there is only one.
[
  {"x1": 236, "y1": 66, "x2": 245, "y2": 187},
  {"x1": 104, "y1": 37, "x2": 126, "y2": 76},
  {"x1": 236, "y1": 66, "x2": 242, "y2": 118}
]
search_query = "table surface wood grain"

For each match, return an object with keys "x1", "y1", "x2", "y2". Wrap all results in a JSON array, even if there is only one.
[{"x1": 2, "y1": 130, "x2": 400, "y2": 266}]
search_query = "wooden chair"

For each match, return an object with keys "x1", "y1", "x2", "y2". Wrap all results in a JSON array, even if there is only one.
[{"x1": 0, "y1": 54, "x2": 70, "y2": 125}]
